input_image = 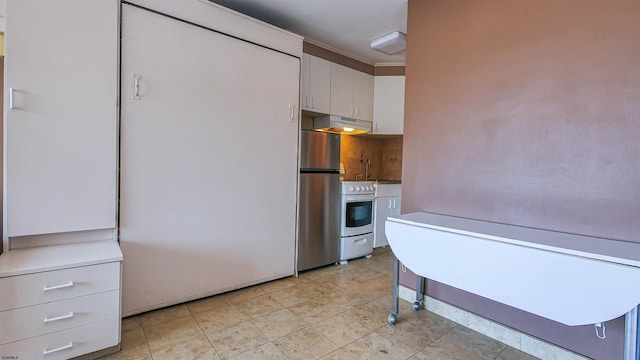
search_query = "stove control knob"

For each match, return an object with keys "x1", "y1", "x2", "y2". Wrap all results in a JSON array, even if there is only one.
[
  {"x1": 349, "y1": 186, "x2": 355, "y2": 192},
  {"x1": 355, "y1": 186, "x2": 361, "y2": 191}
]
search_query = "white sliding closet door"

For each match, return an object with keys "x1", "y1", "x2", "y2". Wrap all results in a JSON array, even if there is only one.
[{"x1": 120, "y1": 4, "x2": 300, "y2": 315}]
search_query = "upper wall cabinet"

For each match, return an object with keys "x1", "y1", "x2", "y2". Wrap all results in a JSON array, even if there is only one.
[
  {"x1": 301, "y1": 54, "x2": 331, "y2": 114},
  {"x1": 330, "y1": 63, "x2": 374, "y2": 121},
  {"x1": 373, "y1": 75, "x2": 405, "y2": 134},
  {"x1": 4, "y1": 0, "x2": 118, "y2": 237}
]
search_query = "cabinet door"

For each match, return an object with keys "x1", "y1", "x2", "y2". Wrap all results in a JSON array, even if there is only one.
[
  {"x1": 301, "y1": 54, "x2": 312, "y2": 110},
  {"x1": 374, "y1": 197, "x2": 391, "y2": 248},
  {"x1": 353, "y1": 71, "x2": 374, "y2": 121},
  {"x1": 301, "y1": 54, "x2": 331, "y2": 114},
  {"x1": 4, "y1": 0, "x2": 118, "y2": 236},
  {"x1": 373, "y1": 76, "x2": 405, "y2": 134},
  {"x1": 390, "y1": 196, "x2": 402, "y2": 218},
  {"x1": 330, "y1": 63, "x2": 355, "y2": 118},
  {"x1": 120, "y1": 5, "x2": 299, "y2": 314},
  {"x1": 308, "y1": 56, "x2": 332, "y2": 114}
]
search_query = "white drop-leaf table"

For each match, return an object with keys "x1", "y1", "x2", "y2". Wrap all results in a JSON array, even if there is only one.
[{"x1": 386, "y1": 212, "x2": 640, "y2": 360}]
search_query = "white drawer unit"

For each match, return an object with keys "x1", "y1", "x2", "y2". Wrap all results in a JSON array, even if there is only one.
[
  {"x1": 0, "y1": 290, "x2": 120, "y2": 345},
  {"x1": 0, "y1": 241, "x2": 123, "y2": 359},
  {"x1": 0, "y1": 262, "x2": 120, "y2": 311},
  {"x1": 0, "y1": 318, "x2": 119, "y2": 360}
]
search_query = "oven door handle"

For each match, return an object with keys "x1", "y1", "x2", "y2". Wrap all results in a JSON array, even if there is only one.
[{"x1": 342, "y1": 194, "x2": 375, "y2": 202}]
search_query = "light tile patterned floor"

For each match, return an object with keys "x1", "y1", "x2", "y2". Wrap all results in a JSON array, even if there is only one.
[{"x1": 101, "y1": 248, "x2": 538, "y2": 360}]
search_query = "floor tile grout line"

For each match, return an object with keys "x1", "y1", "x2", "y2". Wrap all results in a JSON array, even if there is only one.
[
  {"x1": 494, "y1": 345, "x2": 509, "y2": 360},
  {"x1": 191, "y1": 311, "x2": 225, "y2": 360}
]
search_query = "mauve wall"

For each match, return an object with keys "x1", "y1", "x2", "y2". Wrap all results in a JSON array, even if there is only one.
[{"x1": 402, "y1": 1, "x2": 640, "y2": 359}]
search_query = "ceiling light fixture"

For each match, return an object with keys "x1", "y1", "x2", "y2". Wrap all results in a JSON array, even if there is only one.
[{"x1": 370, "y1": 31, "x2": 406, "y2": 55}]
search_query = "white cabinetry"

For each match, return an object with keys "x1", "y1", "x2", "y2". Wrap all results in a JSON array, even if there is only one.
[
  {"x1": 374, "y1": 184, "x2": 402, "y2": 248},
  {"x1": 301, "y1": 53, "x2": 331, "y2": 114},
  {"x1": 0, "y1": 241, "x2": 123, "y2": 359},
  {"x1": 353, "y1": 70, "x2": 375, "y2": 121},
  {"x1": 330, "y1": 63, "x2": 373, "y2": 121},
  {"x1": 120, "y1": 4, "x2": 300, "y2": 315},
  {"x1": 373, "y1": 76, "x2": 405, "y2": 134},
  {"x1": 3, "y1": 0, "x2": 118, "y2": 237}
]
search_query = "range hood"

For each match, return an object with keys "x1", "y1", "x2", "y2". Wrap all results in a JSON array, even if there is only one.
[{"x1": 313, "y1": 115, "x2": 373, "y2": 135}]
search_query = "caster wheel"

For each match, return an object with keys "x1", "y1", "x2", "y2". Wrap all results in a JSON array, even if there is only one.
[
  {"x1": 412, "y1": 302, "x2": 421, "y2": 311},
  {"x1": 388, "y1": 313, "x2": 397, "y2": 325}
]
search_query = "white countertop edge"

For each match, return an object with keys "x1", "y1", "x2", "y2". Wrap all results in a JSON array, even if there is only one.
[
  {"x1": 388, "y1": 213, "x2": 640, "y2": 268},
  {"x1": 0, "y1": 240, "x2": 123, "y2": 277}
]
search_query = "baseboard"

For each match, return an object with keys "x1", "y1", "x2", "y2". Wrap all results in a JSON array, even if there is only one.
[{"x1": 399, "y1": 285, "x2": 588, "y2": 360}]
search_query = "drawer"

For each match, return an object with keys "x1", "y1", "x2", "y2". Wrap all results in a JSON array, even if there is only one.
[
  {"x1": 0, "y1": 262, "x2": 120, "y2": 311},
  {"x1": 0, "y1": 290, "x2": 120, "y2": 345},
  {"x1": 0, "y1": 317, "x2": 119, "y2": 360},
  {"x1": 374, "y1": 184, "x2": 401, "y2": 197},
  {"x1": 340, "y1": 233, "x2": 374, "y2": 261}
]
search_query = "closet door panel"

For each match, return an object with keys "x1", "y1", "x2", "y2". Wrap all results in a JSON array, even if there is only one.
[
  {"x1": 120, "y1": 5, "x2": 299, "y2": 314},
  {"x1": 4, "y1": 0, "x2": 118, "y2": 236}
]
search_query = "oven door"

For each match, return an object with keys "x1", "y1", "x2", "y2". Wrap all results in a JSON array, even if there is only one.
[{"x1": 341, "y1": 194, "x2": 374, "y2": 237}]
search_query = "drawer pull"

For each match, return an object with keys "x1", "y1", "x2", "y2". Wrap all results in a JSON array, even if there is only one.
[
  {"x1": 43, "y1": 312, "x2": 75, "y2": 323},
  {"x1": 43, "y1": 281, "x2": 75, "y2": 292},
  {"x1": 43, "y1": 342, "x2": 73, "y2": 355}
]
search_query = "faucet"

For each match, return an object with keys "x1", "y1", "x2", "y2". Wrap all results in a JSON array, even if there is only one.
[{"x1": 365, "y1": 159, "x2": 371, "y2": 180}]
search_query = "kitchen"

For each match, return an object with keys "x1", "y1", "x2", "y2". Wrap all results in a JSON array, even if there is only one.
[
  {"x1": 1, "y1": 1, "x2": 638, "y2": 360},
  {"x1": 298, "y1": 110, "x2": 404, "y2": 270},
  {"x1": 297, "y1": 42, "x2": 406, "y2": 268}
]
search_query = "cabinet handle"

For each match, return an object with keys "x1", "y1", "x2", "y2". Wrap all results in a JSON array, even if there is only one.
[
  {"x1": 43, "y1": 281, "x2": 74, "y2": 292},
  {"x1": 9, "y1": 88, "x2": 15, "y2": 109},
  {"x1": 304, "y1": 96, "x2": 308, "y2": 108},
  {"x1": 288, "y1": 104, "x2": 295, "y2": 122},
  {"x1": 349, "y1": 106, "x2": 354, "y2": 116},
  {"x1": 43, "y1": 312, "x2": 75, "y2": 323},
  {"x1": 132, "y1": 74, "x2": 142, "y2": 100},
  {"x1": 393, "y1": 198, "x2": 396, "y2": 208},
  {"x1": 311, "y1": 97, "x2": 315, "y2": 109},
  {"x1": 354, "y1": 105, "x2": 359, "y2": 116},
  {"x1": 388, "y1": 199, "x2": 392, "y2": 209},
  {"x1": 43, "y1": 342, "x2": 73, "y2": 355}
]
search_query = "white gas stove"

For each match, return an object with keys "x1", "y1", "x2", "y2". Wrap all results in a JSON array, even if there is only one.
[{"x1": 339, "y1": 181, "x2": 375, "y2": 263}]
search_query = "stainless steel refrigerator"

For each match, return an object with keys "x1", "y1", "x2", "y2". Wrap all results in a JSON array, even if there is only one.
[{"x1": 298, "y1": 130, "x2": 341, "y2": 271}]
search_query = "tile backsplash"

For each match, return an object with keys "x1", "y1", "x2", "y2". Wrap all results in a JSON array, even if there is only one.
[
  {"x1": 340, "y1": 135, "x2": 403, "y2": 181},
  {"x1": 301, "y1": 113, "x2": 403, "y2": 181}
]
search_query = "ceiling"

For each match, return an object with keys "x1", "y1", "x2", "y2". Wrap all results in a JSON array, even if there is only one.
[{"x1": 209, "y1": 0, "x2": 408, "y2": 65}]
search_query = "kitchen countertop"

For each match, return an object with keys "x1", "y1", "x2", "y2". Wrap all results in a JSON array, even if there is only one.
[
  {"x1": 342, "y1": 179, "x2": 401, "y2": 184},
  {"x1": 375, "y1": 180, "x2": 401, "y2": 184}
]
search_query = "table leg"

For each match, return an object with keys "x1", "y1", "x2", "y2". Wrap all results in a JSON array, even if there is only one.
[
  {"x1": 624, "y1": 305, "x2": 639, "y2": 360},
  {"x1": 414, "y1": 274, "x2": 424, "y2": 311},
  {"x1": 389, "y1": 255, "x2": 399, "y2": 325}
]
